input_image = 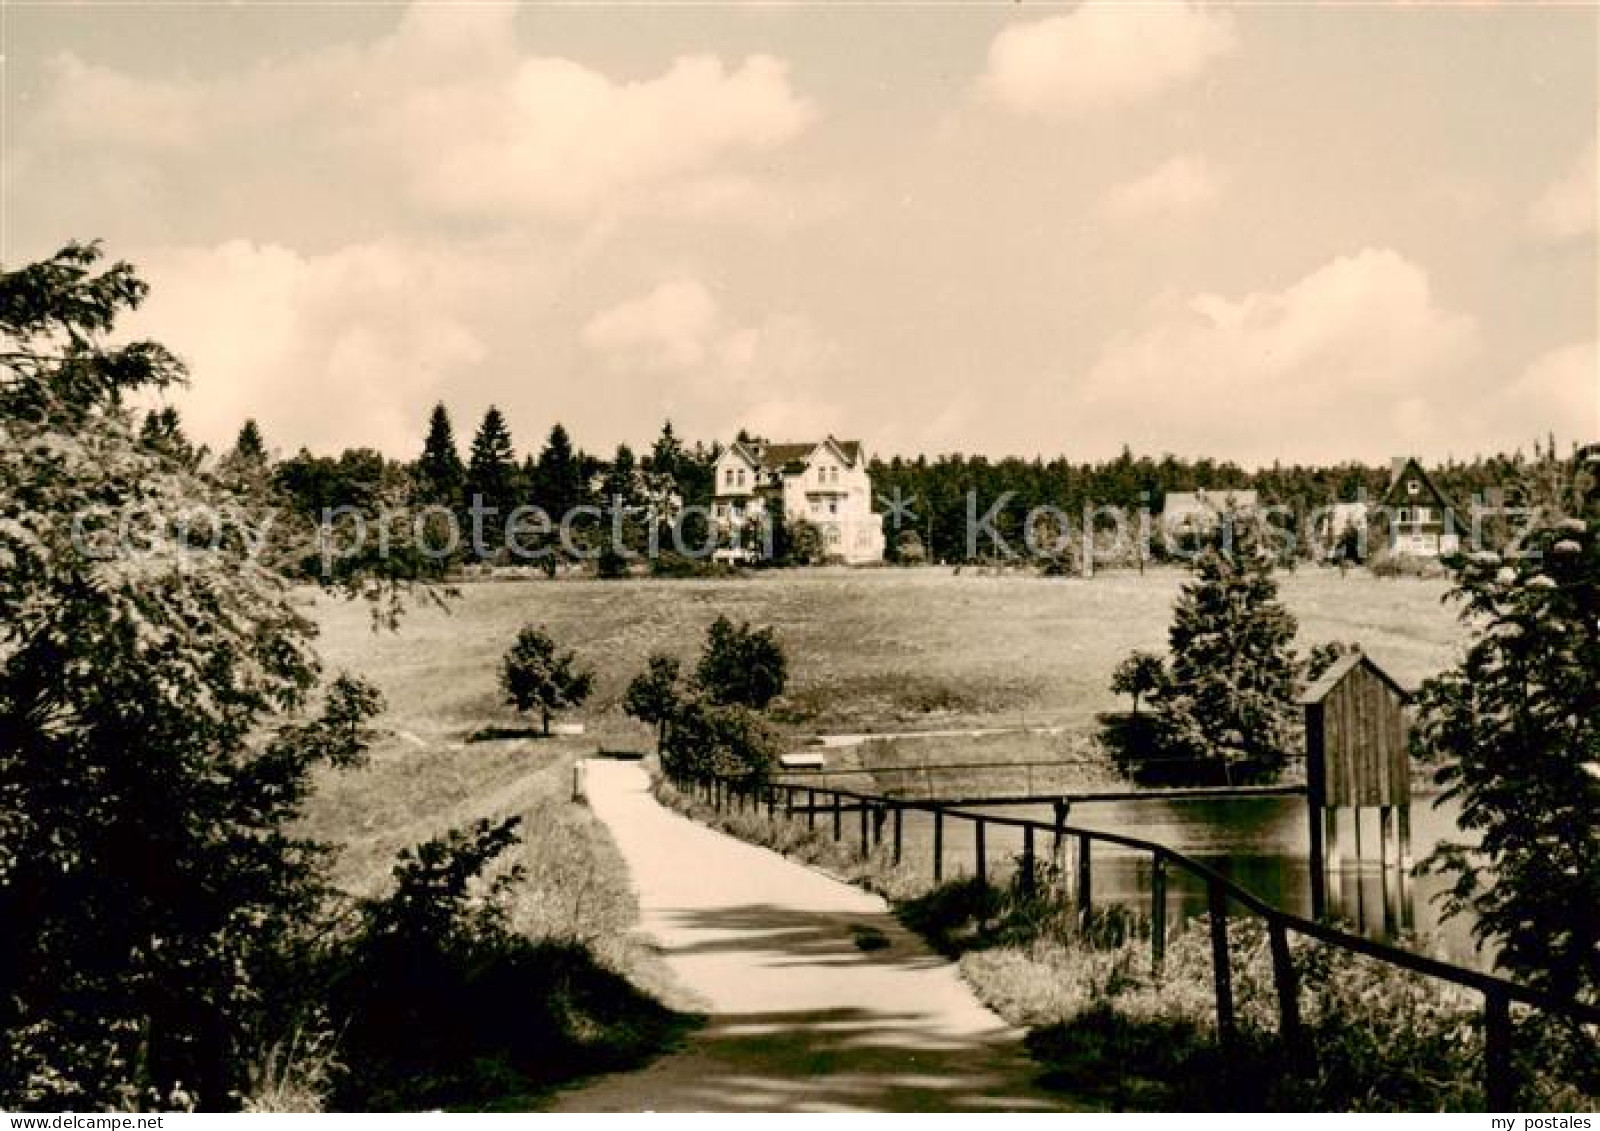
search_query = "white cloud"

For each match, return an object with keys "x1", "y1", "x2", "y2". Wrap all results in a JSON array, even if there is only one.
[
  {"x1": 1078, "y1": 249, "x2": 1481, "y2": 463},
  {"x1": 124, "y1": 239, "x2": 498, "y2": 456},
  {"x1": 1528, "y1": 142, "x2": 1597, "y2": 241},
  {"x1": 581, "y1": 279, "x2": 721, "y2": 373},
  {"x1": 1102, "y1": 155, "x2": 1224, "y2": 220},
  {"x1": 581, "y1": 277, "x2": 840, "y2": 437},
  {"x1": 401, "y1": 53, "x2": 813, "y2": 218},
  {"x1": 1488, "y1": 340, "x2": 1598, "y2": 445},
  {"x1": 980, "y1": 2, "x2": 1236, "y2": 117},
  {"x1": 27, "y1": 2, "x2": 814, "y2": 226}
]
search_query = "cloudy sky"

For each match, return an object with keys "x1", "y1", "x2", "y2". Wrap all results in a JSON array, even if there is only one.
[{"x1": 3, "y1": 1, "x2": 1596, "y2": 465}]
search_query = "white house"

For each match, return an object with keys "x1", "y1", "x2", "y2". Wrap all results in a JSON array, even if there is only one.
[
  {"x1": 1160, "y1": 488, "x2": 1259, "y2": 538},
  {"x1": 710, "y1": 436, "x2": 886, "y2": 564}
]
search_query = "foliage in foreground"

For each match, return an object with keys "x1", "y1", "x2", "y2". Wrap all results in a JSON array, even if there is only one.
[
  {"x1": 1411, "y1": 453, "x2": 1599, "y2": 1005},
  {"x1": 0, "y1": 242, "x2": 393, "y2": 1109},
  {"x1": 323, "y1": 818, "x2": 686, "y2": 1111},
  {"x1": 911, "y1": 872, "x2": 1599, "y2": 1111},
  {"x1": 0, "y1": 243, "x2": 677, "y2": 1111}
]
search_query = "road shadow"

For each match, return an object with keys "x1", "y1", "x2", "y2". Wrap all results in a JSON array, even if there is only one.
[
  {"x1": 548, "y1": 1006, "x2": 1069, "y2": 1111},
  {"x1": 657, "y1": 902, "x2": 947, "y2": 972}
]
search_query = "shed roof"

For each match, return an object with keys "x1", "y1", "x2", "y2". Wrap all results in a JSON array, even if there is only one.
[{"x1": 1298, "y1": 650, "x2": 1411, "y2": 705}]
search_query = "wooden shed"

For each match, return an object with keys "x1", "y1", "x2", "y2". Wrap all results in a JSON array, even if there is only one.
[
  {"x1": 1299, "y1": 651, "x2": 1411, "y2": 809},
  {"x1": 1298, "y1": 650, "x2": 1413, "y2": 918}
]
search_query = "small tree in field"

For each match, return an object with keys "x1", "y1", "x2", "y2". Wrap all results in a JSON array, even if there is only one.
[
  {"x1": 623, "y1": 653, "x2": 682, "y2": 755},
  {"x1": 695, "y1": 616, "x2": 787, "y2": 709},
  {"x1": 500, "y1": 625, "x2": 593, "y2": 735},
  {"x1": 1110, "y1": 651, "x2": 1165, "y2": 717},
  {"x1": 1413, "y1": 451, "x2": 1599, "y2": 1003}
]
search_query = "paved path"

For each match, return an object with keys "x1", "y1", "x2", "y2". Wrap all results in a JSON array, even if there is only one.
[{"x1": 549, "y1": 759, "x2": 1065, "y2": 1112}]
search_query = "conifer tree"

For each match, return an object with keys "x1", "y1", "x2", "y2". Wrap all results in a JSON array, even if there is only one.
[
  {"x1": 533, "y1": 423, "x2": 584, "y2": 520},
  {"x1": 1150, "y1": 517, "x2": 1300, "y2": 783},
  {"x1": 466, "y1": 407, "x2": 516, "y2": 510},
  {"x1": 232, "y1": 418, "x2": 266, "y2": 464},
  {"x1": 416, "y1": 403, "x2": 464, "y2": 507}
]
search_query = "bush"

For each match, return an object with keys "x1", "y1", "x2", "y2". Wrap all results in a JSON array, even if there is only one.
[
  {"x1": 1368, "y1": 550, "x2": 1448, "y2": 579},
  {"x1": 327, "y1": 818, "x2": 684, "y2": 1110}
]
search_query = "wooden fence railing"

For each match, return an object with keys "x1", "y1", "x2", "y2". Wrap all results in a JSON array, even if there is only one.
[{"x1": 666, "y1": 767, "x2": 1600, "y2": 1109}]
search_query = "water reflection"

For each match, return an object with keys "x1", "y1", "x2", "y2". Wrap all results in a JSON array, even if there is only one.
[{"x1": 908, "y1": 792, "x2": 1488, "y2": 970}]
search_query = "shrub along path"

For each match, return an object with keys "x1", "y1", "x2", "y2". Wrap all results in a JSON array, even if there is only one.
[{"x1": 547, "y1": 759, "x2": 1068, "y2": 1112}]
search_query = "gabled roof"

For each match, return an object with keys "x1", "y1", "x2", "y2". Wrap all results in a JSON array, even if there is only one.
[
  {"x1": 1381, "y1": 456, "x2": 1457, "y2": 511},
  {"x1": 732, "y1": 436, "x2": 866, "y2": 473},
  {"x1": 720, "y1": 442, "x2": 762, "y2": 469},
  {"x1": 1298, "y1": 650, "x2": 1411, "y2": 706}
]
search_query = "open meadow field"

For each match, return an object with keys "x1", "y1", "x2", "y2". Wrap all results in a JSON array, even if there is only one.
[{"x1": 300, "y1": 565, "x2": 1466, "y2": 895}]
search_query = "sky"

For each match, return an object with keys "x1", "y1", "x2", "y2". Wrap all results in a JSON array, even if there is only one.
[{"x1": 2, "y1": 1, "x2": 1596, "y2": 467}]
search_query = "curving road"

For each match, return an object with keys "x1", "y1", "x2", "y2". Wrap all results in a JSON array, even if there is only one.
[{"x1": 548, "y1": 758, "x2": 1068, "y2": 1112}]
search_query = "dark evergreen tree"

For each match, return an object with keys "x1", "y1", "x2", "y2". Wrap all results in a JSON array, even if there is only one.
[
  {"x1": 1148, "y1": 520, "x2": 1300, "y2": 783},
  {"x1": 602, "y1": 443, "x2": 639, "y2": 508},
  {"x1": 533, "y1": 423, "x2": 584, "y2": 519},
  {"x1": 416, "y1": 403, "x2": 464, "y2": 508},
  {"x1": 232, "y1": 419, "x2": 266, "y2": 464},
  {"x1": 138, "y1": 406, "x2": 201, "y2": 467},
  {"x1": 467, "y1": 407, "x2": 516, "y2": 508},
  {"x1": 649, "y1": 420, "x2": 684, "y2": 485}
]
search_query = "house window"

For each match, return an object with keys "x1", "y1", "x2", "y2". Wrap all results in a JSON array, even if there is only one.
[
  {"x1": 1407, "y1": 480, "x2": 1421, "y2": 496},
  {"x1": 736, "y1": 469, "x2": 746, "y2": 487},
  {"x1": 827, "y1": 528, "x2": 841, "y2": 546},
  {"x1": 829, "y1": 500, "x2": 838, "y2": 515},
  {"x1": 724, "y1": 468, "x2": 733, "y2": 487},
  {"x1": 1413, "y1": 507, "x2": 1432, "y2": 525}
]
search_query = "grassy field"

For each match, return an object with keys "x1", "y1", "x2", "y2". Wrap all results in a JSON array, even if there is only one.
[
  {"x1": 311, "y1": 565, "x2": 1462, "y2": 740},
  {"x1": 300, "y1": 566, "x2": 1464, "y2": 886},
  {"x1": 298, "y1": 564, "x2": 1463, "y2": 912}
]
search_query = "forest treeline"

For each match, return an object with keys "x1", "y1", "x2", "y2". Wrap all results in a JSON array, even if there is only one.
[{"x1": 202, "y1": 402, "x2": 1581, "y2": 566}]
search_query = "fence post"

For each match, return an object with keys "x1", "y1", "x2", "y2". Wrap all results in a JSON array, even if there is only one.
[
  {"x1": 1484, "y1": 989, "x2": 1514, "y2": 1109},
  {"x1": 767, "y1": 785, "x2": 776, "y2": 822},
  {"x1": 785, "y1": 786, "x2": 794, "y2": 820},
  {"x1": 933, "y1": 809, "x2": 944, "y2": 883},
  {"x1": 1268, "y1": 919, "x2": 1302, "y2": 1055},
  {"x1": 859, "y1": 802, "x2": 870, "y2": 858},
  {"x1": 892, "y1": 805, "x2": 903, "y2": 866},
  {"x1": 975, "y1": 819, "x2": 987, "y2": 887},
  {"x1": 807, "y1": 788, "x2": 816, "y2": 830},
  {"x1": 1076, "y1": 834, "x2": 1092, "y2": 919},
  {"x1": 833, "y1": 792, "x2": 842, "y2": 841},
  {"x1": 1151, "y1": 854, "x2": 1167, "y2": 975},
  {"x1": 1207, "y1": 878, "x2": 1236, "y2": 1047},
  {"x1": 1021, "y1": 825, "x2": 1035, "y2": 894}
]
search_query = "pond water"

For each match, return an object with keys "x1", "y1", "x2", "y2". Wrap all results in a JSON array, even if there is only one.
[{"x1": 885, "y1": 791, "x2": 1488, "y2": 969}]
